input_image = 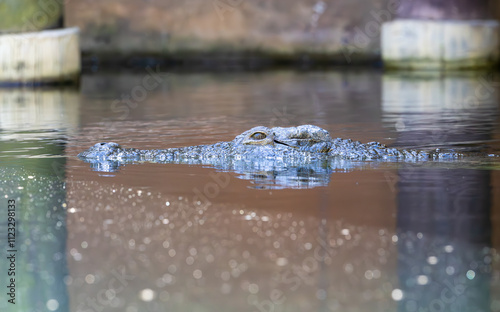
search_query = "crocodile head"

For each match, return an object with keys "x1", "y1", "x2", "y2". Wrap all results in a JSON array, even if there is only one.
[{"x1": 233, "y1": 125, "x2": 333, "y2": 154}]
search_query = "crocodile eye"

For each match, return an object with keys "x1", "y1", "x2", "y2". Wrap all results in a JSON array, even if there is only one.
[{"x1": 250, "y1": 132, "x2": 267, "y2": 140}]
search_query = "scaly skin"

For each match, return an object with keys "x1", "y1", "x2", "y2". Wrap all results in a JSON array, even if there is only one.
[{"x1": 78, "y1": 125, "x2": 462, "y2": 162}]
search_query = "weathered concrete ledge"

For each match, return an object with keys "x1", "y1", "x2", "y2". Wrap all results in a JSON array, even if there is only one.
[
  {"x1": 0, "y1": 27, "x2": 81, "y2": 85},
  {"x1": 382, "y1": 19, "x2": 499, "y2": 70}
]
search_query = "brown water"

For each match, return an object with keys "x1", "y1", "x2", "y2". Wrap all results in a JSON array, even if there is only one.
[{"x1": 1, "y1": 70, "x2": 500, "y2": 312}]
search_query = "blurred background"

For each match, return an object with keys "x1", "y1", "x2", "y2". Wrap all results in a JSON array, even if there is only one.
[
  {"x1": 1, "y1": 0, "x2": 500, "y2": 67},
  {"x1": 2, "y1": 1, "x2": 500, "y2": 312}
]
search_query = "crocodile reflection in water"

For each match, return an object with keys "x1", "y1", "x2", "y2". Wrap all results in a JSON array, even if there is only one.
[{"x1": 78, "y1": 125, "x2": 469, "y2": 189}]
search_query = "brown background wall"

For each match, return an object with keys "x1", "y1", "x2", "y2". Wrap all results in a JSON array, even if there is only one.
[
  {"x1": 64, "y1": 0, "x2": 392, "y2": 61},
  {"x1": 63, "y1": 0, "x2": 500, "y2": 60}
]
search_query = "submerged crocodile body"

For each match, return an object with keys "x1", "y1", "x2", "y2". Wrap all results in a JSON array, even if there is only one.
[{"x1": 78, "y1": 125, "x2": 469, "y2": 188}]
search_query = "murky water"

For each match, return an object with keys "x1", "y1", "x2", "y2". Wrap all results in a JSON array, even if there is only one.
[{"x1": 1, "y1": 70, "x2": 500, "y2": 312}]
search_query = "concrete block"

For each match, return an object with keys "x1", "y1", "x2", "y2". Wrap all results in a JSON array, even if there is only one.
[
  {"x1": 382, "y1": 19, "x2": 499, "y2": 70},
  {"x1": 0, "y1": 27, "x2": 81, "y2": 84}
]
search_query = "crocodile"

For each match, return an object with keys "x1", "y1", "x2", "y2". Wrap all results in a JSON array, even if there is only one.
[
  {"x1": 79, "y1": 124, "x2": 462, "y2": 162},
  {"x1": 78, "y1": 125, "x2": 472, "y2": 188}
]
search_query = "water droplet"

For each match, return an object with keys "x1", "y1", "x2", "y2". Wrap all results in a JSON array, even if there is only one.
[
  {"x1": 206, "y1": 254, "x2": 215, "y2": 263},
  {"x1": 446, "y1": 266, "x2": 455, "y2": 275},
  {"x1": 139, "y1": 288, "x2": 155, "y2": 301},
  {"x1": 162, "y1": 274, "x2": 174, "y2": 284},
  {"x1": 85, "y1": 274, "x2": 95, "y2": 284},
  {"x1": 417, "y1": 275, "x2": 429, "y2": 285},
  {"x1": 365, "y1": 270, "x2": 373, "y2": 280},
  {"x1": 344, "y1": 263, "x2": 353, "y2": 274},
  {"x1": 229, "y1": 259, "x2": 237, "y2": 268},
  {"x1": 466, "y1": 270, "x2": 475, "y2": 280},
  {"x1": 193, "y1": 269, "x2": 202, "y2": 279},
  {"x1": 316, "y1": 289, "x2": 327, "y2": 300},
  {"x1": 391, "y1": 289, "x2": 403, "y2": 301},
  {"x1": 46, "y1": 299, "x2": 59, "y2": 311},
  {"x1": 276, "y1": 258, "x2": 288, "y2": 266},
  {"x1": 248, "y1": 284, "x2": 259, "y2": 294}
]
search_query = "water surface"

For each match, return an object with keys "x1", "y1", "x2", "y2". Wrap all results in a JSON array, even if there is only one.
[{"x1": 1, "y1": 70, "x2": 500, "y2": 312}]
